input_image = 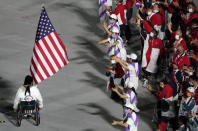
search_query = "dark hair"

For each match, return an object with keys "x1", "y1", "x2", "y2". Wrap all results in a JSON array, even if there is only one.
[
  {"x1": 24, "y1": 75, "x2": 33, "y2": 95},
  {"x1": 190, "y1": 75, "x2": 198, "y2": 81}
]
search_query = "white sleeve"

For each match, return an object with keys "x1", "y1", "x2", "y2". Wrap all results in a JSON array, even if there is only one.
[
  {"x1": 13, "y1": 88, "x2": 21, "y2": 110},
  {"x1": 34, "y1": 87, "x2": 43, "y2": 108}
]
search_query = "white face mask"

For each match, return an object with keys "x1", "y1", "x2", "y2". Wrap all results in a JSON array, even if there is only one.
[
  {"x1": 111, "y1": 60, "x2": 116, "y2": 64},
  {"x1": 150, "y1": 32, "x2": 154, "y2": 37},
  {"x1": 153, "y1": 10, "x2": 159, "y2": 13},
  {"x1": 188, "y1": 8, "x2": 193, "y2": 13},
  {"x1": 147, "y1": 11, "x2": 152, "y2": 16},
  {"x1": 175, "y1": 35, "x2": 180, "y2": 40},
  {"x1": 189, "y1": 72, "x2": 193, "y2": 76}
]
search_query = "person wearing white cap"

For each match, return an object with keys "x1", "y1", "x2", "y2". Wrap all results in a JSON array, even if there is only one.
[
  {"x1": 112, "y1": 53, "x2": 139, "y2": 90},
  {"x1": 103, "y1": 14, "x2": 120, "y2": 36},
  {"x1": 97, "y1": 27, "x2": 126, "y2": 61},
  {"x1": 112, "y1": 103, "x2": 138, "y2": 131},
  {"x1": 179, "y1": 87, "x2": 196, "y2": 117},
  {"x1": 112, "y1": 82, "x2": 140, "y2": 112}
]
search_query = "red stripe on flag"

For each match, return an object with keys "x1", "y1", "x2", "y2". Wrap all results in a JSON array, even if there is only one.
[
  {"x1": 54, "y1": 32, "x2": 69, "y2": 62},
  {"x1": 36, "y1": 41, "x2": 56, "y2": 74},
  {"x1": 31, "y1": 58, "x2": 44, "y2": 81},
  {"x1": 41, "y1": 37, "x2": 61, "y2": 69},
  {"x1": 48, "y1": 33, "x2": 67, "y2": 65},
  {"x1": 30, "y1": 67, "x2": 38, "y2": 84},
  {"x1": 33, "y1": 47, "x2": 50, "y2": 78}
]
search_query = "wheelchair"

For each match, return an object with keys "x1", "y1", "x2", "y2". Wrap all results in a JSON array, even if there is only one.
[{"x1": 16, "y1": 100, "x2": 40, "y2": 126}]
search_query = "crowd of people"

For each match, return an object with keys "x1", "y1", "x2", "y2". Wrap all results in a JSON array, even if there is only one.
[{"x1": 98, "y1": 0, "x2": 198, "y2": 130}]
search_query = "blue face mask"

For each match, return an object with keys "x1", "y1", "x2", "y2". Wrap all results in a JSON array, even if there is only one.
[{"x1": 125, "y1": 109, "x2": 130, "y2": 115}]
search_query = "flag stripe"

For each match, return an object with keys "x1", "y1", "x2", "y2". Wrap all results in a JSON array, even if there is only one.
[
  {"x1": 32, "y1": 54, "x2": 47, "y2": 79},
  {"x1": 31, "y1": 58, "x2": 45, "y2": 81},
  {"x1": 45, "y1": 35, "x2": 64, "y2": 67},
  {"x1": 33, "y1": 48, "x2": 50, "y2": 78},
  {"x1": 36, "y1": 41, "x2": 56, "y2": 74},
  {"x1": 34, "y1": 45, "x2": 54, "y2": 76},
  {"x1": 53, "y1": 32, "x2": 69, "y2": 63},
  {"x1": 48, "y1": 34, "x2": 67, "y2": 65},
  {"x1": 42, "y1": 37, "x2": 62, "y2": 70},
  {"x1": 30, "y1": 67, "x2": 38, "y2": 84},
  {"x1": 30, "y1": 64, "x2": 41, "y2": 84}
]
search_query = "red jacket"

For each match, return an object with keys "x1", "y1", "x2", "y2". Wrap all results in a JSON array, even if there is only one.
[
  {"x1": 124, "y1": 0, "x2": 134, "y2": 10},
  {"x1": 172, "y1": 54, "x2": 191, "y2": 69},
  {"x1": 142, "y1": 19, "x2": 153, "y2": 34},
  {"x1": 115, "y1": 63, "x2": 125, "y2": 78},
  {"x1": 110, "y1": 4, "x2": 126, "y2": 25},
  {"x1": 185, "y1": 11, "x2": 198, "y2": 26},
  {"x1": 194, "y1": 88, "x2": 198, "y2": 104},
  {"x1": 158, "y1": 84, "x2": 173, "y2": 99}
]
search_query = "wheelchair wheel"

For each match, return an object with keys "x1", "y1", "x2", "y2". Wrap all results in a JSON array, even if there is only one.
[
  {"x1": 35, "y1": 112, "x2": 40, "y2": 126},
  {"x1": 17, "y1": 110, "x2": 22, "y2": 127}
]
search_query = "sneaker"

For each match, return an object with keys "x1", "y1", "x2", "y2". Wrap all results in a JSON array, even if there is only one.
[
  {"x1": 142, "y1": 79, "x2": 148, "y2": 88},
  {"x1": 133, "y1": 106, "x2": 140, "y2": 112}
]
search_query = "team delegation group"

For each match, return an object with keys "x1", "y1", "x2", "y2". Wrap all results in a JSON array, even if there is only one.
[{"x1": 98, "y1": 0, "x2": 198, "y2": 130}]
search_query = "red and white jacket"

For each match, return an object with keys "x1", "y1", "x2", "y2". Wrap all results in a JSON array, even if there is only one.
[
  {"x1": 110, "y1": 3, "x2": 126, "y2": 25},
  {"x1": 172, "y1": 53, "x2": 191, "y2": 70},
  {"x1": 141, "y1": 20, "x2": 164, "y2": 73}
]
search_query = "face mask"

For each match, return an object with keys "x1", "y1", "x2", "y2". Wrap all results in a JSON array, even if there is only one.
[
  {"x1": 153, "y1": 10, "x2": 159, "y2": 13},
  {"x1": 175, "y1": 35, "x2": 180, "y2": 40},
  {"x1": 111, "y1": 60, "x2": 116, "y2": 64},
  {"x1": 189, "y1": 72, "x2": 193, "y2": 76},
  {"x1": 111, "y1": 34, "x2": 116, "y2": 38},
  {"x1": 150, "y1": 32, "x2": 154, "y2": 37},
  {"x1": 125, "y1": 109, "x2": 130, "y2": 115},
  {"x1": 188, "y1": 8, "x2": 193, "y2": 13},
  {"x1": 109, "y1": 20, "x2": 113, "y2": 24},
  {"x1": 147, "y1": 11, "x2": 152, "y2": 16},
  {"x1": 175, "y1": 50, "x2": 181, "y2": 55}
]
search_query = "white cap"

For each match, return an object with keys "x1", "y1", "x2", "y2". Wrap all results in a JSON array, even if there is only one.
[
  {"x1": 110, "y1": 14, "x2": 117, "y2": 20},
  {"x1": 111, "y1": 27, "x2": 119, "y2": 34},
  {"x1": 127, "y1": 53, "x2": 137, "y2": 60},
  {"x1": 125, "y1": 103, "x2": 135, "y2": 110},
  {"x1": 111, "y1": 60, "x2": 116, "y2": 64},
  {"x1": 127, "y1": 82, "x2": 135, "y2": 88},
  {"x1": 187, "y1": 87, "x2": 195, "y2": 93}
]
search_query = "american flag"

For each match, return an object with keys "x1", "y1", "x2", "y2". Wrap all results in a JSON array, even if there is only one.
[{"x1": 30, "y1": 6, "x2": 69, "y2": 84}]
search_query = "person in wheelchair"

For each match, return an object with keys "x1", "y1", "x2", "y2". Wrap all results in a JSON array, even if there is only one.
[{"x1": 13, "y1": 75, "x2": 43, "y2": 113}]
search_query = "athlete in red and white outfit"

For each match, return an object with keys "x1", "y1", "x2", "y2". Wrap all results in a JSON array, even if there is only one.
[
  {"x1": 146, "y1": 4, "x2": 164, "y2": 40},
  {"x1": 141, "y1": 19, "x2": 164, "y2": 75},
  {"x1": 172, "y1": 44, "x2": 191, "y2": 70}
]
